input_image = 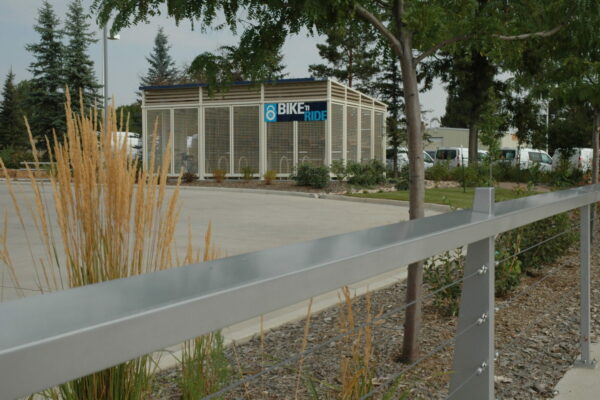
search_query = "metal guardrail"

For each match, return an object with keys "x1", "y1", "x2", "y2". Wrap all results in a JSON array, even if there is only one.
[{"x1": 1, "y1": 184, "x2": 599, "y2": 398}]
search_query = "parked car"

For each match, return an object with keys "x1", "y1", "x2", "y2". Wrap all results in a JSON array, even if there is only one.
[
  {"x1": 386, "y1": 148, "x2": 434, "y2": 170},
  {"x1": 498, "y1": 148, "x2": 552, "y2": 171},
  {"x1": 435, "y1": 147, "x2": 469, "y2": 168},
  {"x1": 425, "y1": 150, "x2": 437, "y2": 160},
  {"x1": 552, "y1": 148, "x2": 593, "y2": 171}
]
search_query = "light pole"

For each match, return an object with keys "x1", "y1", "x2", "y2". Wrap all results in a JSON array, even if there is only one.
[{"x1": 102, "y1": 25, "x2": 120, "y2": 129}]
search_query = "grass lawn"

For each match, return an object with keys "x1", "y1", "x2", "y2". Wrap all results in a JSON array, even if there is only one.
[{"x1": 349, "y1": 186, "x2": 537, "y2": 209}]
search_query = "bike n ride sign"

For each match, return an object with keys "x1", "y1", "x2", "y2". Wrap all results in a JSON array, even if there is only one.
[{"x1": 264, "y1": 101, "x2": 328, "y2": 122}]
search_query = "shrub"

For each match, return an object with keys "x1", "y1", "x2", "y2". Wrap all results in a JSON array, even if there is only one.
[
  {"x1": 180, "y1": 333, "x2": 230, "y2": 399},
  {"x1": 213, "y1": 169, "x2": 226, "y2": 183},
  {"x1": 241, "y1": 166, "x2": 255, "y2": 181},
  {"x1": 425, "y1": 162, "x2": 452, "y2": 183},
  {"x1": 330, "y1": 159, "x2": 348, "y2": 181},
  {"x1": 293, "y1": 163, "x2": 330, "y2": 188},
  {"x1": 495, "y1": 232, "x2": 523, "y2": 297},
  {"x1": 395, "y1": 165, "x2": 409, "y2": 190},
  {"x1": 181, "y1": 172, "x2": 199, "y2": 183},
  {"x1": 548, "y1": 161, "x2": 584, "y2": 188},
  {"x1": 263, "y1": 169, "x2": 277, "y2": 185},
  {"x1": 346, "y1": 160, "x2": 386, "y2": 187},
  {"x1": 0, "y1": 147, "x2": 34, "y2": 169},
  {"x1": 424, "y1": 248, "x2": 465, "y2": 317},
  {"x1": 453, "y1": 164, "x2": 492, "y2": 187}
]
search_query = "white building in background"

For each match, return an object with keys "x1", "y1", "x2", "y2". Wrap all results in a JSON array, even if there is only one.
[{"x1": 424, "y1": 127, "x2": 520, "y2": 151}]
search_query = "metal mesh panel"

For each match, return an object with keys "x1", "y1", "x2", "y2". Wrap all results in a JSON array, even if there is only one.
[
  {"x1": 173, "y1": 108, "x2": 199, "y2": 174},
  {"x1": 331, "y1": 103, "x2": 344, "y2": 162},
  {"x1": 267, "y1": 122, "x2": 294, "y2": 174},
  {"x1": 146, "y1": 109, "x2": 171, "y2": 172},
  {"x1": 361, "y1": 109, "x2": 372, "y2": 162},
  {"x1": 298, "y1": 121, "x2": 325, "y2": 166},
  {"x1": 374, "y1": 111, "x2": 384, "y2": 163},
  {"x1": 204, "y1": 107, "x2": 230, "y2": 173},
  {"x1": 346, "y1": 106, "x2": 358, "y2": 162},
  {"x1": 233, "y1": 106, "x2": 259, "y2": 174}
]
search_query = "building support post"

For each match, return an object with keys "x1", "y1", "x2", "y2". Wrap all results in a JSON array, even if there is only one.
[{"x1": 448, "y1": 187, "x2": 495, "y2": 400}]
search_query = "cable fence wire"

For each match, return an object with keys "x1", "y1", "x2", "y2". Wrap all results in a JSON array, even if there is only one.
[{"x1": 202, "y1": 264, "x2": 485, "y2": 399}]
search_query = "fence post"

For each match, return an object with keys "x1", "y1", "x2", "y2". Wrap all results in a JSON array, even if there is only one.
[
  {"x1": 448, "y1": 187, "x2": 495, "y2": 399},
  {"x1": 575, "y1": 204, "x2": 596, "y2": 368}
]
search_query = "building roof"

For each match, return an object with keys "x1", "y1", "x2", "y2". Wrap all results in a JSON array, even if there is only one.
[{"x1": 139, "y1": 77, "x2": 325, "y2": 91}]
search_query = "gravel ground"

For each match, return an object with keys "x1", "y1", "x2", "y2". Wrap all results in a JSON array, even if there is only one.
[{"x1": 151, "y1": 227, "x2": 599, "y2": 400}]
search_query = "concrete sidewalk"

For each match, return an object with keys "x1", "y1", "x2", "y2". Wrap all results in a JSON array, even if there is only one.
[{"x1": 553, "y1": 343, "x2": 600, "y2": 399}]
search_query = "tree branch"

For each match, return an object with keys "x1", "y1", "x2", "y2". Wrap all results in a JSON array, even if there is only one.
[
  {"x1": 494, "y1": 23, "x2": 565, "y2": 41},
  {"x1": 354, "y1": 3, "x2": 403, "y2": 58},
  {"x1": 414, "y1": 34, "x2": 471, "y2": 65}
]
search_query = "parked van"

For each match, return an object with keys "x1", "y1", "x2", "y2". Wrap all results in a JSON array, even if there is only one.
[
  {"x1": 499, "y1": 148, "x2": 552, "y2": 171},
  {"x1": 552, "y1": 148, "x2": 593, "y2": 171},
  {"x1": 435, "y1": 147, "x2": 469, "y2": 168},
  {"x1": 386, "y1": 148, "x2": 434, "y2": 170}
]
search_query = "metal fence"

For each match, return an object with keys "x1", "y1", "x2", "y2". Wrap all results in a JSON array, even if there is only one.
[{"x1": 1, "y1": 185, "x2": 599, "y2": 399}]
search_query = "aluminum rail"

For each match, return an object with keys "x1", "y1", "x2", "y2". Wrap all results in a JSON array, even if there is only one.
[{"x1": 1, "y1": 184, "x2": 600, "y2": 398}]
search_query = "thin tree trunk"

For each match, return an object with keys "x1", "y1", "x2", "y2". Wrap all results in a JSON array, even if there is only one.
[
  {"x1": 396, "y1": 21, "x2": 425, "y2": 364},
  {"x1": 468, "y1": 124, "x2": 478, "y2": 165}
]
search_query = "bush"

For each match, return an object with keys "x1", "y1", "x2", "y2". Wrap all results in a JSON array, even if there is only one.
[
  {"x1": 213, "y1": 169, "x2": 226, "y2": 183},
  {"x1": 547, "y1": 161, "x2": 584, "y2": 188},
  {"x1": 0, "y1": 147, "x2": 34, "y2": 169},
  {"x1": 395, "y1": 165, "x2": 409, "y2": 190},
  {"x1": 263, "y1": 169, "x2": 277, "y2": 185},
  {"x1": 495, "y1": 232, "x2": 523, "y2": 297},
  {"x1": 453, "y1": 164, "x2": 492, "y2": 187},
  {"x1": 346, "y1": 160, "x2": 386, "y2": 187},
  {"x1": 241, "y1": 166, "x2": 255, "y2": 181},
  {"x1": 181, "y1": 172, "x2": 198, "y2": 183},
  {"x1": 293, "y1": 163, "x2": 330, "y2": 188},
  {"x1": 424, "y1": 248, "x2": 465, "y2": 317},
  {"x1": 330, "y1": 159, "x2": 348, "y2": 181},
  {"x1": 425, "y1": 162, "x2": 452, "y2": 183}
]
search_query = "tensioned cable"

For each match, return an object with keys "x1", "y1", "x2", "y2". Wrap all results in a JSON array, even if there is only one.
[
  {"x1": 444, "y1": 367, "x2": 481, "y2": 399},
  {"x1": 202, "y1": 268, "x2": 484, "y2": 399},
  {"x1": 358, "y1": 318, "x2": 483, "y2": 400}
]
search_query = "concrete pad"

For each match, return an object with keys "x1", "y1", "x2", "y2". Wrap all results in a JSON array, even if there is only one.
[{"x1": 553, "y1": 344, "x2": 600, "y2": 399}]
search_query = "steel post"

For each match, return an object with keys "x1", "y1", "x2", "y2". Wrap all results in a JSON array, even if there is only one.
[{"x1": 448, "y1": 187, "x2": 495, "y2": 399}]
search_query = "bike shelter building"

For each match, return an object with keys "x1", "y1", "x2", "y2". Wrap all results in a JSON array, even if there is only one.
[{"x1": 141, "y1": 78, "x2": 387, "y2": 179}]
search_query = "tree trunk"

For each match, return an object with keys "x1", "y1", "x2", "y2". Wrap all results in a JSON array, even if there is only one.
[
  {"x1": 397, "y1": 29, "x2": 425, "y2": 364},
  {"x1": 468, "y1": 124, "x2": 478, "y2": 165}
]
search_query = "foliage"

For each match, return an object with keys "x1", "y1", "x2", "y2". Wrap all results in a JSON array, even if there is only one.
[
  {"x1": 179, "y1": 332, "x2": 231, "y2": 399},
  {"x1": 346, "y1": 160, "x2": 386, "y2": 187},
  {"x1": 116, "y1": 102, "x2": 143, "y2": 135},
  {"x1": 140, "y1": 27, "x2": 178, "y2": 87},
  {"x1": 293, "y1": 163, "x2": 330, "y2": 188},
  {"x1": 213, "y1": 169, "x2": 226, "y2": 183},
  {"x1": 181, "y1": 172, "x2": 198, "y2": 183},
  {"x1": 26, "y1": 0, "x2": 65, "y2": 142},
  {"x1": 308, "y1": 19, "x2": 379, "y2": 94},
  {"x1": 263, "y1": 169, "x2": 277, "y2": 185},
  {"x1": 395, "y1": 165, "x2": 409, "y2": 190},
  {"x1": 424, "y1": 248, "x2": 465, "y2": 317},
  {"x1": 0, "y1": 147, "x2": 34, "y2": 169},
  {"x1": 425, "y1": 162, "x2": 452, "y2": 183},
  {"x1": 241, "y1": 166, "x2": 255, "y2": 181},
  {"x1": 455, "y1": 164, "x2": 493, "y2": 188},
  {"x1": 0, "y1": 70, "x2": 28, "y2": 149},
  {"x1": 495, "y1": 233, "x2": 523, "y2": 297},
  {"x1": 330, "y1": 160, "x2": 348, "y2": 181},
  {"x1": 63, "y1": 0, "x2": 101, "y2": 114}
]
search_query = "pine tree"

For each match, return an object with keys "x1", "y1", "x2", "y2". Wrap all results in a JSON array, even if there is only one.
[
  {"x1": 26, "y1": 0, "x2": 65, "y2": 142},
  {"x1": 308, "y1": 20, "x2": 380, "y2": 94},
  {"x1": 0, "y1": 70, "x2": 28, "y2": 149},
  {"x1": 63, "y1": 0, "x2": 101, "y2": 114},
  {"x1": 141, "y1": 27, "x2": 179, "y2": 87}
]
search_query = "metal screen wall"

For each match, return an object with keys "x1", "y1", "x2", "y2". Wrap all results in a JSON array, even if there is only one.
[
  {"x1": 298, "y1": 121, "x2": 325, "y2": 166},
  {"x1": 205, "y1": 107, "x2": 230, "y2": 173},
  {"x1": 173, "y1": 108, "x2": 199, "y2": 174},
  {"x1": 331, "y1": 103, "x2": 344, "y2": 162},
  {"x1": 361, "y1": 109, "x2": 372, "y2": 162},
  {"x1": 267, "y1": 122, "x2": 294, "y2": 174},
  {"x1": 146, "y1": 109, "x2": 171, "y2": 172},
  {"x1": 374, "y1": 111, "x2": 384, "y2": 163},
  {"x1": 346, "y1": 106, "x2": 358, "y2": 162},
  {"x1": 233, "y1": 106, "x2": 259, "y2": 174}
]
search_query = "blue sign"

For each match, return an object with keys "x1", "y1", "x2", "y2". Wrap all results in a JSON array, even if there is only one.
[{"x1": 264, "y1": 101, "x2": 328, "y2": 122}]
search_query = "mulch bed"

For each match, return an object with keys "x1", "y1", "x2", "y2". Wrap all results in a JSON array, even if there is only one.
[{"x1": 151, "y1": 229, "x2": 599, "y2": 399}]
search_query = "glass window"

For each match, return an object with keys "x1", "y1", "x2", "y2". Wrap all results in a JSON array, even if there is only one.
[
  {"x1": 541, "y1": 153, "x2": 552, "y2": 164},
  {"x1": 233, "y1": 106, "x2": 259, "y2": 174},
  {"x1": 173, "y1": 109, "x2": 198, "y2": 174},
  {"x1": 423, "y1": 151, "x2": 434, "y2": 163},
  {"x1": 528, "y1": 151, "x2": 541, "y2": 162},
  {"x1": 205, "y1": 107, "x2": 230, "y2": 173},
  {"x1": 267, "y1": 122, "x2": 293, "y2": 173},
  {"x1": 298, "y1": 120, "x2": 325, "y2": 166},
  {"x1": 501, "y1": 150, "x2": 516, "y2": 160},
  {"x1": 146, "y1": 109, "x2": 171, "y2": 172},
  {"x1": 436, "y1": 149, "x2": 457, "y2": 160}
]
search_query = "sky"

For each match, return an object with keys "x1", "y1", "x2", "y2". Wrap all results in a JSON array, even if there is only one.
[{"x1": 0, "y1": 0, "x2": 447, "y2": 124}]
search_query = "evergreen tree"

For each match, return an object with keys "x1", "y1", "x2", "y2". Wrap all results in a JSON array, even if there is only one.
[
  {"x1": 140, "y1": 27, "x2": 179, "y2": 86},
  {"x1": 116, "y1": 102, "x2": 142, "y2": 134},
  {"x1": 308, "y1": 20, "x2": 379, "y2": 94},
  {"x1": 63, "y1": 0, "x2": 101, "y2": 113},
  {"x1": 26, "y1": 0, "x2": 65, "y2": 142},
  {"x1": 0, "y1": 70, "x2": 28, "y2": 149}
]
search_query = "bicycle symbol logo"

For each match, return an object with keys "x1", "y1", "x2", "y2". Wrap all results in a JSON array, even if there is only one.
[{"x1": 265, "y1": 103, "x2": 277, "y2": 122}]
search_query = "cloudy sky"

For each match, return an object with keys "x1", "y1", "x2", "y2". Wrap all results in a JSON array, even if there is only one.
[{"x1": 0, "y1": 0, "x2": 447, "y2": 122}]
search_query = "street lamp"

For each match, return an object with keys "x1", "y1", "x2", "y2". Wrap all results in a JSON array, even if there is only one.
[{"x1": 103, "y1": 25, "x2": 120, "y2": 128}]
